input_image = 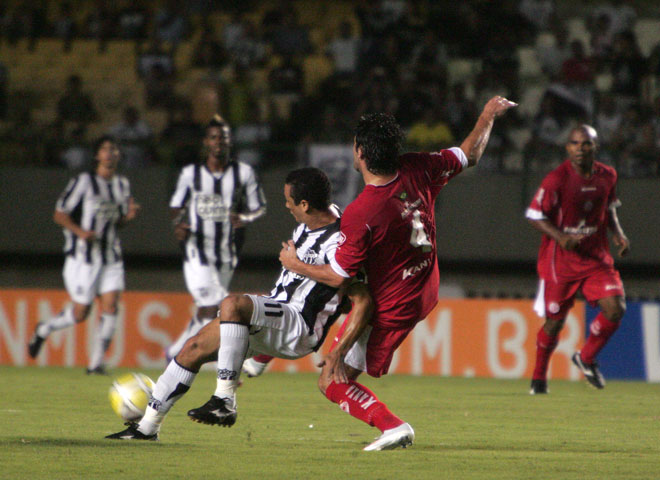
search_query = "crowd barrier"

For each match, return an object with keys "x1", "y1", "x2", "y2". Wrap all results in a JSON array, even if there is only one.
[{"x1": 1, "y1": 289, "x2": 658, "y2": 382}]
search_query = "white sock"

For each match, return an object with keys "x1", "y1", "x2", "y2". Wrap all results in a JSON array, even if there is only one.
[
  {"x1": 88, "y1": 313, "x2": 117, "y2": 370},
  {"x1": 38, "y1": 306, "x2": 76, "y2": 337},
  {"x1": 166, "y1": 315, "x2": 212, "y2": 360},
  {"x1": 214, "y1": 323, "x2": 249, "y2": 402},
  {"x1": 138, "y1": 360, "x2": 196, "y2": 435}
]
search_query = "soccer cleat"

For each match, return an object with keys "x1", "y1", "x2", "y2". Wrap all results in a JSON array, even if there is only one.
[
  {"x1": 27, "y1": 325, "x2": 46, "y2": 358},
  {"x1": 363, "y1": 423, "x2": 414, "y2": 451},
  {"x1": 85, "y1": 365, "x2": 109, "y2": 375},
  {"x1": 242, "y1": 357, "x2": 269, "y2": 378},
  {"x1": 529, "y1": 379, "x2": 548, "y2": 395},
  {"x1": 572, "y1": 351, "x2": 605, "y2": 389},
  {"x1": 188, "y1": 396, "x2": 237, "y2": 427},
  {"x1": 105, "y1": 423, "x2": 158, "y2": 441}
]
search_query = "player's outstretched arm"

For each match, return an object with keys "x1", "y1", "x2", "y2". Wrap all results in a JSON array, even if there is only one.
[
  {"x1": 460, "y1": 96, "x2": 517, "y2": 167},
  {"x1": 608, "y1": 208, "x2": 630, "y2": 257},
  {"x1": 318, "y1": 282, "x2": 374, "y2": 385},
  {"x1": 279, "y1": 240, "x2": 348, "y2": 288}
]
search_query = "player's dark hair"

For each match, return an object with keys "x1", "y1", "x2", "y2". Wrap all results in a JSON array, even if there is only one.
[
  {"x1": 92, "y1": 135, "x2": 116, "y2": 156},
  {"x1": 205, "y1": 113, "x2": 232, "y2": 142},
  {"x1": 354, "y1": 113, "x2": 404, "y2": 175},
  {"x1": 285, "y1": 167, "x2": 332, "y2": 211}
]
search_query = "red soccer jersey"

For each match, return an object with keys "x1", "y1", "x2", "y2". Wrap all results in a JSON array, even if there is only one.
[
  {"x1": 526, "y1": 159, "x2": 620, "y2": 282},
  {"x1": 331, "y1": 148, "x2": 466, "y2": 328}
]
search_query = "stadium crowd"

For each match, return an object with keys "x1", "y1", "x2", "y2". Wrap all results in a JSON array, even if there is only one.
[{"x1": 0, "y1": 0, "x2": 659, "y2": 176}]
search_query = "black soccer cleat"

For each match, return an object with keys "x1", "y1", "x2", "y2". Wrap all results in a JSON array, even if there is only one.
[
  {"x1": 27, "y1": 325, "x2": 46, "y2": 358},
  {"x1": 86, "y1": 365, "x2": 109, "y2": 375},
  {"x1": 105, "y1": 422, "x2": 158, "y2": 441},
  {"x1": 187, "y1": 396, "x2": 237, "y2": 427},
  {"x1": 572, "y1": 351, "x2": 605, "y2": 389},
  {"x1": 529, "y1": 379, "x2": 548, "y2": 395}
]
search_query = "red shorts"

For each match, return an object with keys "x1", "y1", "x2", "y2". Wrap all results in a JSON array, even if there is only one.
[
  {"x1": 331, "y1": 313, "x2": 416, "y2": 378},
  {"x1": 535, "y1": 268, "x2": 624, "y2": 320}
]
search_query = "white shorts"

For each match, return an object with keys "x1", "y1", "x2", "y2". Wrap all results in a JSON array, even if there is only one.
[
  {"x1": 63, "y1": 256, "x2": 125, "y2": 305},
  {"x1": 183, "y1": 259, "x2": 233, "y2": 307},
  {"x1": 244, "y1": 295, "x2": 319, "y2": 360}
]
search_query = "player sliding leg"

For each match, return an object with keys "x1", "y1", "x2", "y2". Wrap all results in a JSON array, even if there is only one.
[
  {"x1": 572, "y1": 295, "x2": 624, "y2": 389},
  {"x1": 106, "y1": 318, "x2": 221, "y2": 440}
]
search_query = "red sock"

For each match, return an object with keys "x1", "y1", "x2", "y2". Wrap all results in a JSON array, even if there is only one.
[
  {"x1": 580, "y1": 313, "x2": 619, "y2": 364},
  {"x1": 325, "y1": 381, "x2": 403, "y2": 432},
  {"x1": 252, "y1": 354, "x2": 273, "y2": 363},
  {"x1": 532, "y1": 327, "x2": 559, "y2": 380}
]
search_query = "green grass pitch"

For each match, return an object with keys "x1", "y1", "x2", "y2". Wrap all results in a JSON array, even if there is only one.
[{"x1": 1, "y1": 366, "x2": 658, "y2": 479}]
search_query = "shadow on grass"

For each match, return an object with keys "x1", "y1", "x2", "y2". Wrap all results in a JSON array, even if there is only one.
[{"x1": 0, "y1": 436, "x2": 186, "y2": 448}]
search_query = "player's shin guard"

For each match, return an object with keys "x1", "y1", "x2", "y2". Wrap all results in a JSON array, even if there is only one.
[
  {"x1": 214, "y1": 323, "x2": 249, "y2": 402},
  {"x1": 88, "y1": 313, "x2": 117, "y2": 370},
  {"x1": 138, "y1": 360, "x2": 196, "y2": 435},
  {"x1": 532, "y1": 327, "x2": 559, "y2": 380},
  {"x1": 580, "y1": 313, "x2": 619, "y2": 364},
  {"x1": 325, "y1": 381, "x2": 404, "y2": 433}
]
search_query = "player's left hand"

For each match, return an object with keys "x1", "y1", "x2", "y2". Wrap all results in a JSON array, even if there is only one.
[
  {"x1": 230, "y1": 213, "x2": 245, "y2": 228},
  {"x1": 279, "y1": 240, "x2": 299, "y2": 270},
  {"x1": 613, "y1": 232, "x2": 630, "y2": 257},
  {"x1": 317, "y1": 351, "x2": 349, "y2": 384}
]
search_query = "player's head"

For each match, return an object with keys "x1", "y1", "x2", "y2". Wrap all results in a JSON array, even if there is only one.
[
  {"x1": 354, "y1": 113, "x2": 403, "y2": 175},
  {"x1": 93, "y1": 135, "x2": 120, "y2": 170},
  {"x1": 284, "y1": 167, "x2": 332, "y2": 222},
  {"x1": 566, "y1": 124, "x2": 598, "y2": 168},
  {"x1": 204, "y1": 114, "x2": 232, "y2": 161}
]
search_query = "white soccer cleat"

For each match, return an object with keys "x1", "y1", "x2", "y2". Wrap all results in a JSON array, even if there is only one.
[
  {"x1": 242, "y1": 357, "x2": 269, "y2": 378},
  {"x1": 363, "y1": 423, "x2": 414, "y2": 451}
]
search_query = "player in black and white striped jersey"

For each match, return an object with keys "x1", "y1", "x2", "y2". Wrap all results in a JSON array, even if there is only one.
[
  {"x1": 28, "y1": 136, "x2": 140, "y2": 374},
  {"x1": 106, "y1": 167, "x2": 373, "y2": 440},
  {"x1": 166, "y1": 115, "x2": 266, "y2": 360}
]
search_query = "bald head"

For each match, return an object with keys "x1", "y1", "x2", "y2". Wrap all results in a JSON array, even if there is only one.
[{"x1": 570, "y1": 124, "x2": 599, "y2": 146}]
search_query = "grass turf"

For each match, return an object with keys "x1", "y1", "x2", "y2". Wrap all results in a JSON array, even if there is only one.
[{"x1": 0, "y1": 366, "x2": 658, "y2": 479}]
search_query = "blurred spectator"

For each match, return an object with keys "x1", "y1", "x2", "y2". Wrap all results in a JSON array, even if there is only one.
[
  {"x1": 594, "y1": 93, "x2": 623, "y2": 162},
  {"x1": 161, "y1": 101, "x2": 203, "y2": 168},
  {"x1": 222, "y1": 12, "x2": 245, "y2": 51},
  {"x1": 85, "y1": 2, "x2": 115, "y2": 53},
  {"x1": 518, "y1": 0, "x2": 556, "y2": 32},
  {"x1": 326, "y1": 21, "x2": 361, "y2": 76},
  {"x1": 590, "y1": 0, "x2": 637, "y2": 37},
  {"x1": 268, "y1": 56, "x2": 304, "y2": 122},
  {"x1": 57, "y1": 75, "x2": 98, "y2": 127},
  {"x1": 409, "y1": 29, "x2": 448, "y2": 85},
  {"x1": 589, "y1": 13, "x2": 614, "y2": 62},
  {"x1": 560, "y1": 40, "x2": 594, "y2": 86},
  {"x1": 108, "y1": 106, "x2": 154, "y2": 168},
  {"x1": 524, "y1": 94, "x2": 565, "y2": 170},
  {"x1": 138, "y1": 38, "x2": 175, "y2": 109},
  {"x1": 407, "y1": 107, "x2": 454, "y2": 151},
  {"x1": 608, "y1": 31, "x2": 646, "y2": 105},
  {"x1": 0, "y1": 61, "x2": 7, "y2": 119},
  {"x1": 117, "y1": 5, "x2": 149, "y2": 41},
  {"x1": 137, "y1": 38, "x2": 175, "y2": 78},
  {"x1": 222, "y1": 65, "x2": 253, "y2": 127},
  {"x1": 444, "y1": 82, "x2": 478, "y2": 140},
  {"x1": 361, "y1": 32, "x2": 402, "y2": 76},
  {"x1": 270, "y1": 7, "x2": 312, "y2": 58},
  {"x1": 537, "y1": 24, "x2": 571, "y2": 80},
  {"x1": 234, "y1": 99, "x2": 272, "y2": 167},
  {"x1": 54, "y1": 2, "x2": 76, "y2": 52},
  {"x1": 613, "y1": 105, "x2": 657, "y2": 176},
  {"x1": 230, "y1": 19, "x2": 268, "y2": 69},
  {"x1": 60, "y1": 126, "x2": 92, "y2": 170},
  {"x1": 154, "y1": 0, "x2": 187, "y2": 47},
  {"x1": 192, "y1": 23, "x2": 227, "y2": 69},
  {"x1": 5, "y1": 2, "x2": 46, "y2": 51}
]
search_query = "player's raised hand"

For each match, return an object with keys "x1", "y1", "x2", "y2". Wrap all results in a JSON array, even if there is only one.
[
  {"x1": 279, "y1": 240, "x2": 299, "y2": 270},
  {"x1": 612, "y1": 232, "x2": 630, "y2": 257},
  {"x1": 483, "y1": 95, "x2": 518, "y2": 119}
]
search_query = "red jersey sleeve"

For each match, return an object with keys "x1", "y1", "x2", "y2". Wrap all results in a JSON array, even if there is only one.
[
  {"x1": 331, "y1": 204, "x2": 370, "y2": 278},
  {"x1": 526, "y1": 173, "x2": 561, "y2": 221},
  {"x1": 400, "y1": 147, "x2": 467, "y2": 190}
]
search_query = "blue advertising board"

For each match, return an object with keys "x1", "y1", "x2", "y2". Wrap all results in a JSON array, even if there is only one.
[{"x1": 586, "y1": 301, "x2": 660, "y2": 382}]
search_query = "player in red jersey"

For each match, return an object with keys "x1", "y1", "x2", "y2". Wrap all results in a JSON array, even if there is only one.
[
  {"x1": 526, "y1": 125, "x2": 630, "y2": 394},
  {"x1": 280, "y1": 96, "x2": 517, "y2": 450}
]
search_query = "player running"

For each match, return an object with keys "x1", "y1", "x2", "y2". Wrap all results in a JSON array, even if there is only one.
[{"x1": 527, "y1": 125, "x2": 629, "y2": 394}]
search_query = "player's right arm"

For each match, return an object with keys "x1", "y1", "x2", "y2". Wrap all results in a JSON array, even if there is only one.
[
  {"x1": 54, "y1": 174, "x2": 95, "y2": 241},
  {"x1": 460, "y1": 95, "x2": 517, "y2": 167},
  {"x1": 318, "y1": 281, "x2": 374, "y2": 384},
  {"x1": 279, "y1": 240, "x2": 349, "y2": 288},
  {"x1": 527, "y1": 218, "x2": 584, "y2": 252},
  {"x1": 169, "y1": 167, "x2": 192, "y2": 242},
  {"x1": 53, "y1": 210, "x2": 96, "y2": 241}
]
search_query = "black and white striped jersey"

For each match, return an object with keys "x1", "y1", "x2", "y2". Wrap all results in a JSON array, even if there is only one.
[
  {"x1": 169, "y1": 161, "x2": 266, "y2": 268},
  {"x1": 56, "y1": 171, "x2": 131, "y2": 264},
  {"x1": 267, "y1": 206, "x2": 346, "y2": 349}
]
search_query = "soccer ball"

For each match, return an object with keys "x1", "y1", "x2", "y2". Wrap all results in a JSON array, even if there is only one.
[{"x1": 108, "y1": 372, "x2": 155, "y2": 422}]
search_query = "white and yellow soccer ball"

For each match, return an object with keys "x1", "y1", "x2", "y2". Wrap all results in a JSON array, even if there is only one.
[{"x1": 109, "y1": 372, "x2": 155, "y2": 422}]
